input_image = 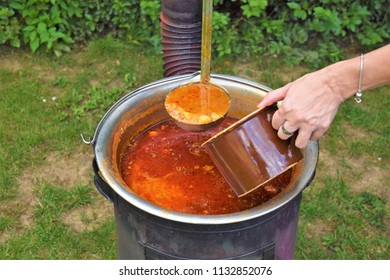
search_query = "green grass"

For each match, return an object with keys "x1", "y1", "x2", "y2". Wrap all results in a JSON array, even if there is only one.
[
  {"x1": 0, "y1": 37, "x2": 163, "y2": 199},
  {"x1": 325, "y1": 87, "x2": 390, "y2": 160},
  {"x1": 297, "y1": 176, "x2": 389, "y2": 259},
  {"x1": 0, "y1": 38, "x2": 163, "y2": 259},
  {"x1": 0, "y1": 37, "x2": 388, "y2": 259}
]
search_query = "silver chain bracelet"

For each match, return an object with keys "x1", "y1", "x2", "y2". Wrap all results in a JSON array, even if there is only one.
[{"x1": 354, "y1": 54, "x2": 364, "y2": 103}]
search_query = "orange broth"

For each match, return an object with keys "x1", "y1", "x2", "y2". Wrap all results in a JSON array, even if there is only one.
[
  {"x1": 121, "y1": 118, "x2": 292, "y2": 215},
  {"x1": 164, "y1": 82, "x2": 230, "y2": 125}
]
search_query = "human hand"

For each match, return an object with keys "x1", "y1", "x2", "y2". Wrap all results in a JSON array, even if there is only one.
[{"x1": 258, "y1": 68, "x2": 345, "y2": 148}]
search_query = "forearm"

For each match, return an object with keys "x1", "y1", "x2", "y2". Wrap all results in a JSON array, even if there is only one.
[
  {"x1": 325, "y1": 44, "x2": 390, "y2": 101},
  {"x1": 257, "y1": 44, "x2": 390, "y2": 148}
]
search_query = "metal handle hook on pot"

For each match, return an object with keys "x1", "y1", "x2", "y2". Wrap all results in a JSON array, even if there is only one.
[{"x1": 80, "y1": 133, "x2": 94, "y2": 146}]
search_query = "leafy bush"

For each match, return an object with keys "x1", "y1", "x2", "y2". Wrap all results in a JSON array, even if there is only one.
[
  {"x1": 0, "y1": 0, "x2": 160, "y2": 56},
  {"x1": 1, "y1": 0, "x2": 388, "y2": 65},
  {"x1": 212, "y1": 0, "x2": 389, "y2": 66}
]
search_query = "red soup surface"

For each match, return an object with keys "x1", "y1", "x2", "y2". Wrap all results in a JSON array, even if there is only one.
[{"x1": 121, "y1": 118, "x2": 292, "y2": 215}]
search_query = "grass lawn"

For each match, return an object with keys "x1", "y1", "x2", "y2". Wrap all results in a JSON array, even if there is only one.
[{"x1": 0, "y1": 37, "x2": 389, "y2": 259}]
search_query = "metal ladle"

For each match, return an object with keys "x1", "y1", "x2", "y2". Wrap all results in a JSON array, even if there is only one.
[{"x1": 164, "y1": 0, "x2": 231, "y2": 132}]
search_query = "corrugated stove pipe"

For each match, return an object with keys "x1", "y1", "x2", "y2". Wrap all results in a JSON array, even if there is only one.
[{"x1": 161, "y1": 0, "x2": 202, "y2": 77}]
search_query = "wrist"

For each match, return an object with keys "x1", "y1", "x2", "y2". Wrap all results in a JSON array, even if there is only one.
[{"x1": 325, "y1": 58, "x2": 360, "y2": 102}]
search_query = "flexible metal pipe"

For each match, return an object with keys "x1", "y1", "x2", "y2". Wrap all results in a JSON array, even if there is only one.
[{"x1": 161, "y1": 0, "x2": 202, "y2": 77}]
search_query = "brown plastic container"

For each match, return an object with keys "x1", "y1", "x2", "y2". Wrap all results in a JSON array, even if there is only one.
[{"x1": 202, "y1": 105, "x2": 303, "y2": 197}]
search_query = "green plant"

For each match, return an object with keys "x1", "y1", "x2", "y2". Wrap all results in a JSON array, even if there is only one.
[
  {"x1": 0, "y1": 0, "x2": 161, "y2": 55},
  {"x1": 0, "y1": 6, "x2": 21, "y2": 47},
  {"x1": 70, "y1": 86, "x2": 124, "y2": 119},
  {"x1": 2, "y1": 0, "x2": 389, "y2": 63},
  {"x1": 124, "y1": 72, "x2": 137, "y2": 88},
  {"x1": 212, "y1": 0, "x2": 389, "y2": 66},
  {"x1": 3, "y1": 0, "x2": 75, "y2": 55}
]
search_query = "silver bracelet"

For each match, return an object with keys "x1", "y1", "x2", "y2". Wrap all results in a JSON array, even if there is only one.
[{"x1": 354, "y1": 54, "x2": 364, "y2": 103}]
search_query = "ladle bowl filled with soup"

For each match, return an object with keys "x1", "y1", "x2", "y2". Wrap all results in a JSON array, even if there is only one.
[{"x1": 89, "y1": 72, "x2": 318, "y2": 260}]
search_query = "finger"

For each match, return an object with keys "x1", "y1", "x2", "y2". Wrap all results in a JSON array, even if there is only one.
[
  {"x1": 257, "y1": 85, "x2": 288, "y2": 108},
  {"x1": 295, "y1": 127, "x2": 313, "y2": 149},
  {"x1": 277, "y1": 121, "x2": 298, "y2": 140},
  {"x1": 272, "y1": 109, "x2": 289, "y2": 131},
  {"x1": 310, "y1": 128, "x2": 327, "y2": 140}
]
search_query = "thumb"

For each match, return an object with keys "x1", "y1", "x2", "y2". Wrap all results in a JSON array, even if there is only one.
[{"x1": 257, "y1": 85, "x2": 288, "y2": 108}]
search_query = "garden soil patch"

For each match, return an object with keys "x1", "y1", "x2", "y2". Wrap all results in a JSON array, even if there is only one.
[
  {"x1": 318, "y1": 150, "x2": 389, "y2": 200},
  {"x1": 0, "y1": 56, "x2": 23, "y2": 73},
  {"x1": 0, "y1": 149, "x2": 113, "y2": 245}
]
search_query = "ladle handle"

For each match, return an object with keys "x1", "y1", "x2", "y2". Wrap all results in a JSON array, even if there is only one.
[{"x1": 200, "y1": 0, "x2": 213, "y2": 84}]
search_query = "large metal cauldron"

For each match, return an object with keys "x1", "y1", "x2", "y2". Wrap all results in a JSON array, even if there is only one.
[{"x1": 89, "y1": 72, "x2": 318, "y2": 260}]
